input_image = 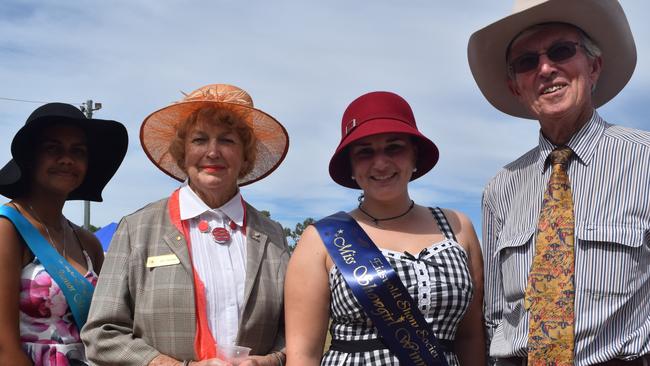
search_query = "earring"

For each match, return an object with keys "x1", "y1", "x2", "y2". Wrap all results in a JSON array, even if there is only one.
[
  {"x1": 358, "y1": 193, "x2": 365, "y2": 203},
  {"x1": 351, "y1": 176, "x2": 356, "y2": 180},
  {"x1": 412, "y1": 167, "x2": 417, "y2": 172}
]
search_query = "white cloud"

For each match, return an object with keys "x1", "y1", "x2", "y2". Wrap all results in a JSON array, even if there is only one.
[{"x1": 1, "y1": 0, "x2": 648, "y2": 234}]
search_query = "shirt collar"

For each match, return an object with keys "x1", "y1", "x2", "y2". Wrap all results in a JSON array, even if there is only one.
[
  {"x1": 537, "y1": 110, "x2": 605, "y2": 173},
  {"x1": 178, "y1": 183, "x2": 245, "y2": 227}
]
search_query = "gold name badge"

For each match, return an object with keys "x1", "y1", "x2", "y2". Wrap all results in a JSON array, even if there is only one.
[{"x1": 146, "y1": 254, "x2": 180, "y2": 268}]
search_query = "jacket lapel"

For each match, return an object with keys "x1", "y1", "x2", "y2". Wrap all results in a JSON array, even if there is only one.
[
  {"x1": 161, "y1": 223, "x2": 193, "y2": 276},
  {"x1": 242, "y1": 205, "x2": 269, "y2": 307}
]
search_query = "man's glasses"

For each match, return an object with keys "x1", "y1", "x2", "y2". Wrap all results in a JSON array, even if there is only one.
[{"x1": 508, "y1": 41, "x2": 585, "y2": 74}]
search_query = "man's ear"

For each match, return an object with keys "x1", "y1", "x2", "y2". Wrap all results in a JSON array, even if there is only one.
[
  {"x1": 589, "y1": 55, "x2": 603, "y2": 87},
  {"x1": 507, "y1": 77, "x2": 521, "y2": 97}
]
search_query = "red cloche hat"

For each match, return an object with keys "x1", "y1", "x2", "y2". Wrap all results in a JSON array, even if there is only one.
[{"x1": 328, "y1": 91, "x2": 439, "y2": 189}]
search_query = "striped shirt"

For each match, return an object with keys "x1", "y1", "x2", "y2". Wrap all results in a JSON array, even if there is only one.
[{"x1": 482, "y1": 111, "x2": 650, "y2": 365}]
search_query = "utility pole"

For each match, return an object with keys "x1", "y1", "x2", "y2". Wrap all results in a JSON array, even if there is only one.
[{"x1": 80, "y1": 100, "x2": 102, "y2": 230}]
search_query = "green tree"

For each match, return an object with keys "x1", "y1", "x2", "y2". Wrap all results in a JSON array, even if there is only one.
[
  {"x1": 286, "y1": 218, "x2": 316, "y2": 254},
  {"x1": 287, "y1": 218, "x2": 315, "y2": 243},
  {"x1": 258, "y1": 210, "x2": 314, "y2": 254}
]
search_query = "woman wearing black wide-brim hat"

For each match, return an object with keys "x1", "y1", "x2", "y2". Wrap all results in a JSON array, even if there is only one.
[{"x1": 0, "y1": 102, "x2": 128, "y2": 365}]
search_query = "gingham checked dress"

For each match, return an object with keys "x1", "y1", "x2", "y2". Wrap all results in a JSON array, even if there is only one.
[{"x1": 321, "y1": 208, "x2": 474, "y2": 366}]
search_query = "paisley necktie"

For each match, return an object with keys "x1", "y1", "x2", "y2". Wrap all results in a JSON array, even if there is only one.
[{"x1": 525, "y1": 146, "x2": 575, "y2": 365}]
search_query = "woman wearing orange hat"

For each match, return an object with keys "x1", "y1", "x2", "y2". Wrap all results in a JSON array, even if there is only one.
[
  {"x1": 0, "y1": 103, "x2": 128, "y2": 365},
  {"x1": 81, "y1": 84, "x2": 289, "y2": 366},
  {"x1": 285, "y1": 91, "x2": 485, "y2": 365}
]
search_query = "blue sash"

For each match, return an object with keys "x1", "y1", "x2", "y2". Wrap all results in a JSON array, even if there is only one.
[
  {"x1": 0, "y1": 206, "x2": 95, "y2": 330},
  {"x1": 315, "y1": 212, "x2": 449, "y2": 366}
]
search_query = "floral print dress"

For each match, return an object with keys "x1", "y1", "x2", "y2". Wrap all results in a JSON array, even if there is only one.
[{"x1": 19, "y1": 251, "x2": 98, "y2": 366}]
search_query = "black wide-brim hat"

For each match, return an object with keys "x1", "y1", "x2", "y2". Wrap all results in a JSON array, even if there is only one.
[{"x1": 0, "y1": 103, "x2": 128, "y2": 201}]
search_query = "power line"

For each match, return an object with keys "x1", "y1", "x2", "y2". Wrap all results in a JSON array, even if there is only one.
[{"x1": 0, "y1": 96, "x2": 82, "y2": 106}]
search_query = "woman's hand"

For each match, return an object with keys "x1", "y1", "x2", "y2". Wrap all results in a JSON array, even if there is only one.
[
  {"x1": 237, "y1": 354, "x2": 280, "y2": 366},
  {"x1": 190, "y1": 353, "x2": 281, "y2": 366},
  {"x1": 190, "y1": 359, "x2": 232, "y2": 366},
  {"x1": 149, "y1": 355, "x2": 231, "y2": 366}
]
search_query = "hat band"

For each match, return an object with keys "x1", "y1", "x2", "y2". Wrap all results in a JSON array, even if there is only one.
[
  {"x1": 344, "y1": 119, "x2": 358, "y2": 135},
  {"x1": 344, "y1": 117, "x2": 413, "y2": 137}
]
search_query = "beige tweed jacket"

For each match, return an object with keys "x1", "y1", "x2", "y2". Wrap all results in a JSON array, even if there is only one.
[{"x1": 81, "y1": 197, "x2": 289, "y2": 366}]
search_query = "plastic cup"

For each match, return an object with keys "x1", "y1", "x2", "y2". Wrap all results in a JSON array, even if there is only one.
[{"x1": 218, "y1": 344, "x2": 251, "y2": 365}]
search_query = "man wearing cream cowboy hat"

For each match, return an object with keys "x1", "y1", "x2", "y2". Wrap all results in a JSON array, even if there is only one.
[{"x1": 468, "y1": 0, "x2": 650, "y2": 365}]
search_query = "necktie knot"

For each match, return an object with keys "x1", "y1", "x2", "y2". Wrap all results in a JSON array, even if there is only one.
[{"x1": 549, "y1": 146, "x2": 573, "y2": 168}]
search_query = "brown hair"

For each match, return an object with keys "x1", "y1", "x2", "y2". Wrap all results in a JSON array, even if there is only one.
[{"x1": 168, "y1": 106, "x2": 257, "y2": 178}]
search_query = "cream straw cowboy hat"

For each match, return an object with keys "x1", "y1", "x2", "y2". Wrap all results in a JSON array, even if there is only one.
[
  {"x1": 140, "y1": 84, "x2": 289, "y2": 186},
  {"x1": 467, "y1": 0, "x2": 636, "y2": 119}
]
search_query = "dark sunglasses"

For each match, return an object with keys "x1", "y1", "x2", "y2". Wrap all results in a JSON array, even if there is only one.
[{"x1": 508, "y1": 41, "x2": 585, "y2": 74}]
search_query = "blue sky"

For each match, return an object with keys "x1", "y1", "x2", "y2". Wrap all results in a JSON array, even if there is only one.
[{"x1": 1, "y1": 1, "x2": 648, "y2": 240}]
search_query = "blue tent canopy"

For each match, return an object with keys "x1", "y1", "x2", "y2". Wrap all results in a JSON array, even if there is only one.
[{"x1": 94, "y1": 222, "x2": 118, "y2": 252}]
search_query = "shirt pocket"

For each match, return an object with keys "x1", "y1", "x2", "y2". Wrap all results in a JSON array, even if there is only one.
[
  {"x1": 576, "y1": 225, "x2": 648, "y2": 296},
  {"x1": 495, "y1": 229, "x2": 535, "y2": 303}
]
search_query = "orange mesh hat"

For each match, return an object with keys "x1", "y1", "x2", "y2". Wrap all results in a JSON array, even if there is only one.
[{"x1": 140, "y1": 84, "x2": 289, "y2": 186}]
